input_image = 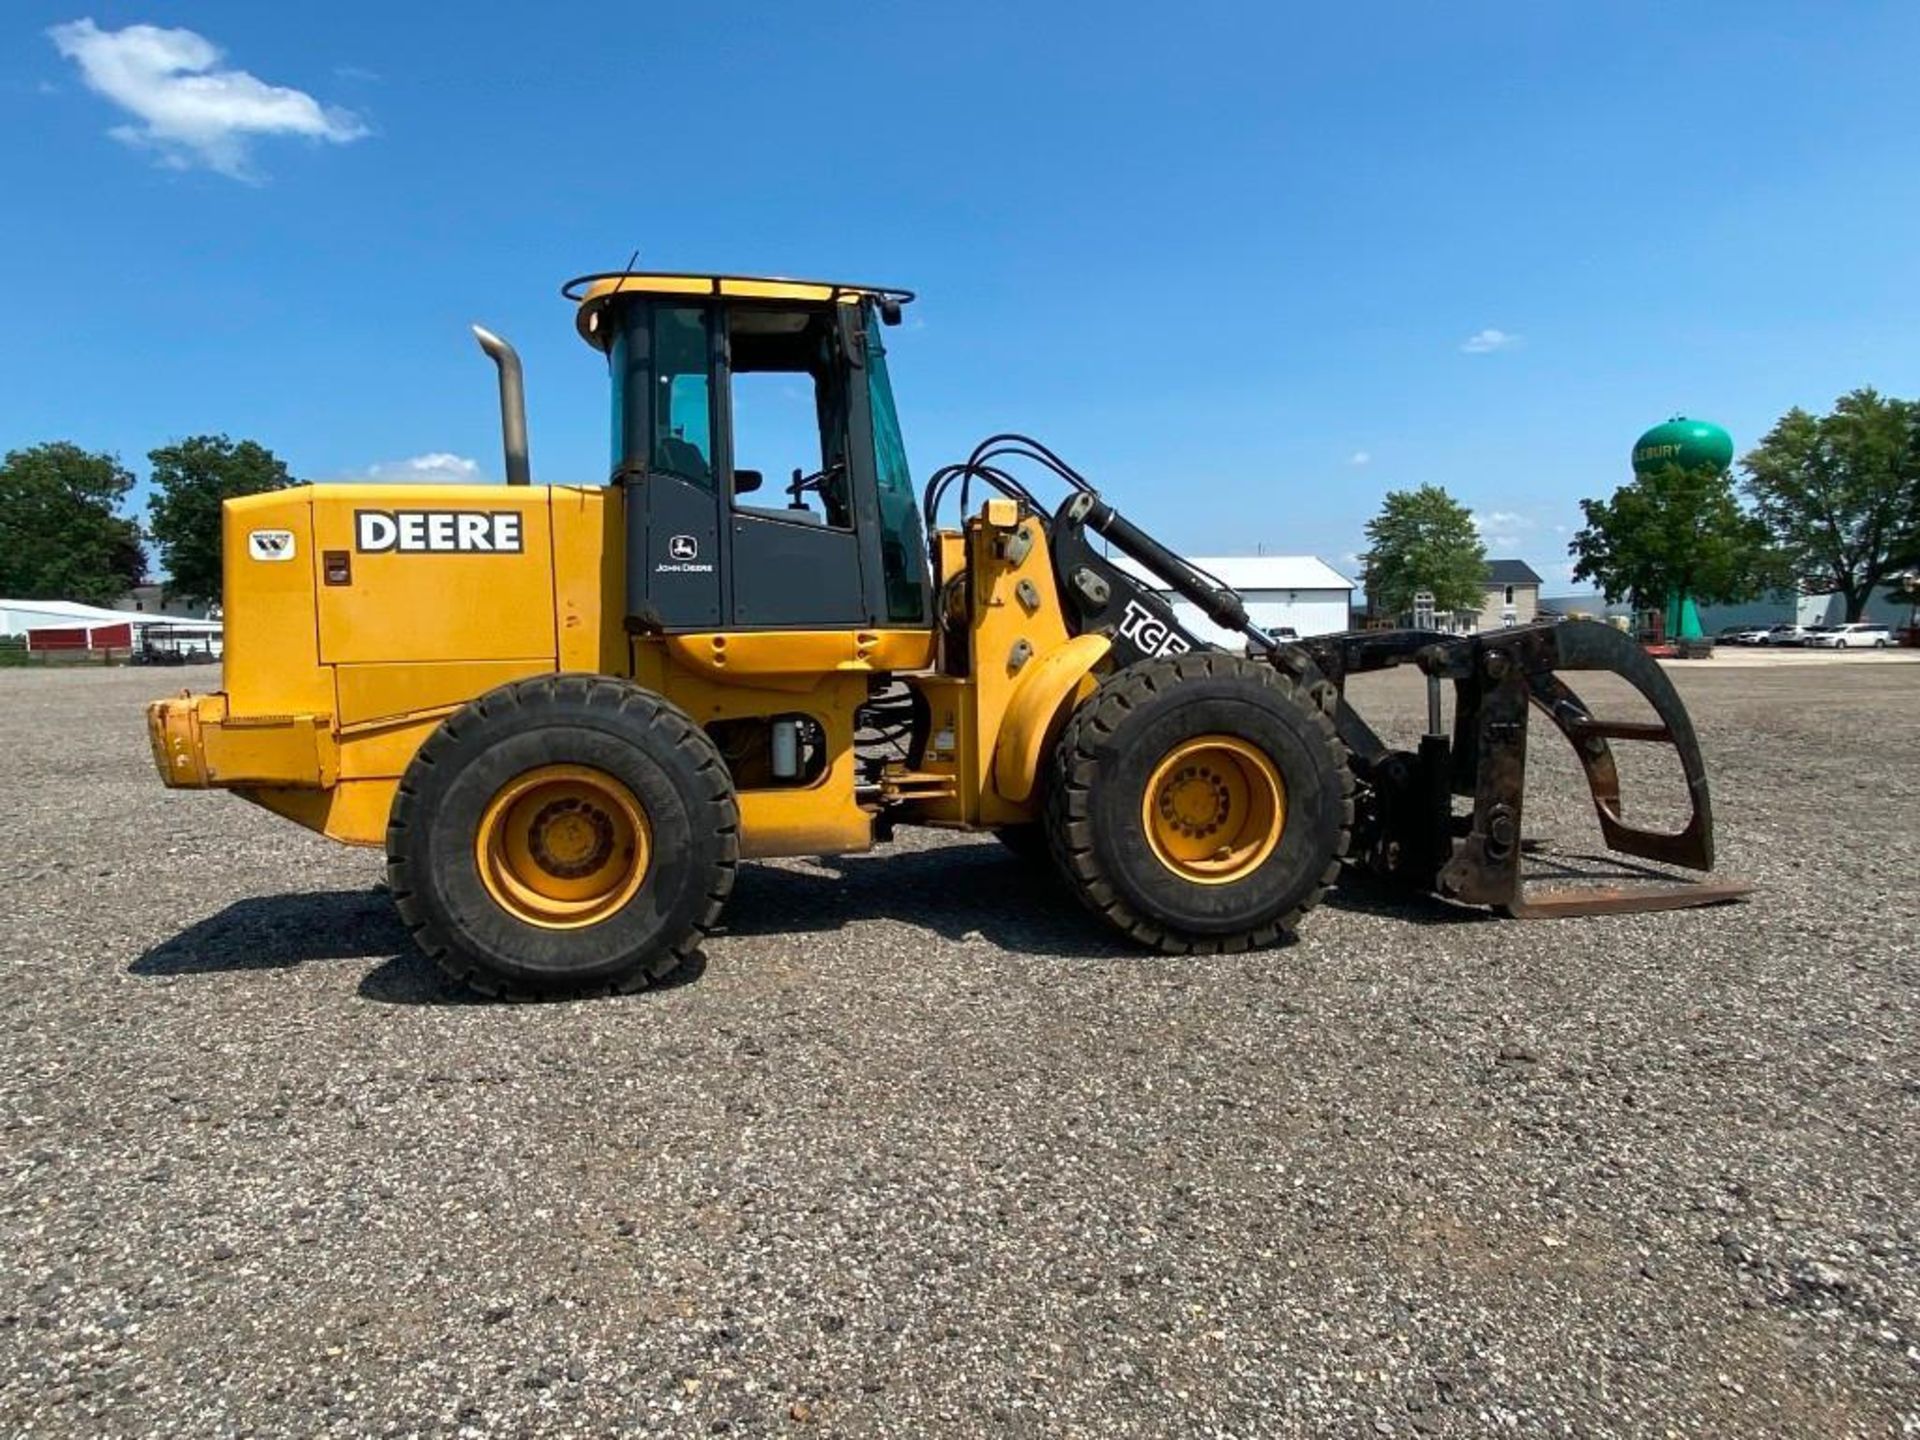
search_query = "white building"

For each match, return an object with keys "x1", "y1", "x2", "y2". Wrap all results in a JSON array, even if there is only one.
[
  {"x1": 0, "y1": 599, "x2": 222, "y2": 654},
  {"x1": 2, "y1": 599, "x2": 139, "y2": 637},
  {"x1": 1112, "y1": 555, "x2": 1355, "y2": 644}
]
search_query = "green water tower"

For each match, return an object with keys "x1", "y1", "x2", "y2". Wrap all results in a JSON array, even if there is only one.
[
  {"x1": 1632, "y1": 416, "x2": 1734, "y2": 476},
  {"x1": 1630, "y1": 415, "x2": 1734, "y2": 644}
]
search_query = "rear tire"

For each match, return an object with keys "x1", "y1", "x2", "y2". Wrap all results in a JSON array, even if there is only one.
[
  {"x1": 388, "y1": 674, "x2": 738, "y2": 999},
  {"x1": 1045, "y1": 652, "x2": 1351, "y2": 953}
]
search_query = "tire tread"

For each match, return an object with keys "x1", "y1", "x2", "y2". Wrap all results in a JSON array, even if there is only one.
[
  {"x1": 386, "y1": 673, "x2": 738, "y2": 1000},
  {"x1": 1043, "y1": 651, "x2": 1353, "y2": 955}
]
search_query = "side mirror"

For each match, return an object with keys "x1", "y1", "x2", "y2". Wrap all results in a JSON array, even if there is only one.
[{"x1": 733, "y1": 469, "x2": 763, "y2": 495}]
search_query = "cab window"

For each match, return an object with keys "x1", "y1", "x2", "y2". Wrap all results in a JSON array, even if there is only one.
[
  {"x1": 607, "y1": 302, "x2": 716, "y2": 491},
  {"x1": 651, "y1": 307, "x2": 713, "y2": 487},
  {"x1": 727, "y1": 307, "x2": 852, "y2": 528},
  {"x1": 864, "y1": 312, "x2": 930, "y2": 624}
]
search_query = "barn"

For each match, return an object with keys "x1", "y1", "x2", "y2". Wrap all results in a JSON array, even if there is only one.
[{"x1": 1, "y1": 599, "x2": 223, "y2": 657}]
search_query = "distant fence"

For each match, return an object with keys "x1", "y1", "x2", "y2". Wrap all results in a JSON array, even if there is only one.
[{"x1": 0, "y1": 638, "x2": 133, "y2": 668}]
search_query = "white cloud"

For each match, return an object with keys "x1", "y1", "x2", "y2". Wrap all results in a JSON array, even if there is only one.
[
  {"x1": 1347, "y1": 450, "x2": 1371, "y2": 467},
  {"x1": 1460, "y1": 328, "x2": 1521, "y2": 354},
  {"x1": 1473, "y1": 509, "x2": 1529, "y2": 531},
  {"x1": 48, "y1": 18, "x2": 367, "y2": 180},
  {"x1": 335, "y1": 453, "x2": 490, "y2": 485},
  {"x1": 1472, "y1": 509, "x2": 1534, "y2": 552},
  {"x1": 369, "y1": 453, "x2": 486, "y2": 484}
]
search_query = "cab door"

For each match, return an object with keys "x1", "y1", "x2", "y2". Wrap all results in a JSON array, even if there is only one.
[
  {"x1": 719, "y1": 303, "x2": 869, "y2": 629},
  {"x1": 614, "y1": 303, "x2": 725, "y2": 630}
]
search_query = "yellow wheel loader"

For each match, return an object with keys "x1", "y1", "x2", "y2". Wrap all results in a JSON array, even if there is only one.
[{"x1": 148, "y1": 271, "x2": 1746, "y2": 997}]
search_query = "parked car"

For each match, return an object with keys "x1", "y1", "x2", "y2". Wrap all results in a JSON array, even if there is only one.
[
  {"x1": 1762, "y1": 623, "x2": 1809, "y2": 646},
  {"x1": 1807, "y1": 622, "x2": 1893, "y2": 649},
  {"x1": 1721, "y1": 626, "x2": 1771, "y2": 645}
]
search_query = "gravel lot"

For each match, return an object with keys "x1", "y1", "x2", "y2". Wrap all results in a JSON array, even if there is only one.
[{"x1": 1, "y1": 661, "x2": 1915, "y2": 1437}]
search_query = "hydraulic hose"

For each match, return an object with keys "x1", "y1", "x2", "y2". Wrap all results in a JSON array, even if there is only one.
[{"x1": 1079, "y1": 495, "x2": 1273, "y2": 653}]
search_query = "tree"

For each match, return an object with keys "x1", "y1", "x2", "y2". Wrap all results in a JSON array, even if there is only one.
[
  {"x1": 1741, "y1": 389, "x2": 1920, "y2": 621},
  {"x1": 1569, "y1": 463, "x2": 1772, "y2": 609},
  {"x1": 147, "y1": 435, "x2": 295, "y2": 605},
  {"x1": 0, "y1": 442, "x2": 146, "y2": 604},
  {"x1": 1362, "y1": 484, "x2": 1486, "y2": 617}
]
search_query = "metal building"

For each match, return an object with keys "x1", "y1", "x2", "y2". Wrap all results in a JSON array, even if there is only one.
[{"x1": 1113, "y1": 555, "x2": 1356, "y2": 643}]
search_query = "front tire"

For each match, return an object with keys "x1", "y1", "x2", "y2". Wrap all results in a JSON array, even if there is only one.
[
  {"x1": 1045, "y1": 652, "x2": 1351, "y2": 953},
  {"x1": 388, "y1": 675, "x2": 738, "y2": 998}
]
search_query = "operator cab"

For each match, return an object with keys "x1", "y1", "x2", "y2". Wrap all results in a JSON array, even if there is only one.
[{"x1": 568, "y1": 273, "x2": 931, "y2": 633}]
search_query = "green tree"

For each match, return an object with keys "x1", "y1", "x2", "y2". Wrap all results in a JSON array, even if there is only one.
[
  {"x1": 1569, "y1": 463, "x2": 1772, "y2": 609},
  {"x1": 147, "y1": 435, "x2": 295, "y2": 605},
  {"x1": 1741, "y1": 389, "x2": 1920, "y2": 621},
  {"x1": 1362, "y1": 484, "x2": 1486, "y2": 617},
  {"x1": 0, "y1": 442, "x2": 146, "y2": 604}
]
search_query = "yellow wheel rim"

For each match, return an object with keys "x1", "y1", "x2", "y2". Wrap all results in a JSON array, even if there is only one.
[
  {"x1": 475, "y1": 764, "x2": 651, "y2": 929},
  {"x1": 1142, "y1": 734, "x2": 1286, "y2": 885}
]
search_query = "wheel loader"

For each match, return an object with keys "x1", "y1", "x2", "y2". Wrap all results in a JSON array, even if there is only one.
[{"x1": 147, "y1": 271, "x2": 1747, "y2": 997}]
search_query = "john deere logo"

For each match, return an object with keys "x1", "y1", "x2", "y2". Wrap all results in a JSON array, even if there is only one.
[
  {"x1": 656, "y1": 533, "x2": 714, "y2": 576},
  {"x1": 354, "y1": 509, "x2": 524, "y2": 554}
]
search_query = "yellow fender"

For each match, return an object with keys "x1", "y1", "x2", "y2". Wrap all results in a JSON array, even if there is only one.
[{"x1": 991, "y1": 633, "x2": 1112, "y2": 804}]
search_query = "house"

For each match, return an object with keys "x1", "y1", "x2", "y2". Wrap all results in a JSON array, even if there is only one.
[
  {"x1": 1112, "y1": 555, "x2": 1356, "y2": 643},
  {"x1": 114, "y1": 583, "x2": 209, "y2": 619},
  {"x1": 1367, "y1": 559, "x2": 1543, "y2": 633},
  {"x1": 1478, "y1": 560, "x2": 1542, "y2": 630}
]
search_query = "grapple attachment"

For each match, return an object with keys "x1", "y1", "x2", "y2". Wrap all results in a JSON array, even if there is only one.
[{"x1": 1308, "y1": 620, "x2": 1750, "y2": 918}]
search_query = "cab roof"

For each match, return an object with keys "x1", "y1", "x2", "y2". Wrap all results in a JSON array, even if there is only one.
[{"x1": 564, "y1": 271, "x2": 914, "y2": 350}]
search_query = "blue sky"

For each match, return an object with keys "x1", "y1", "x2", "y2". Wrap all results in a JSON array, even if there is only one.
[{"x1": 4, "y1": 2, "x2": 1916, "y2": 590}]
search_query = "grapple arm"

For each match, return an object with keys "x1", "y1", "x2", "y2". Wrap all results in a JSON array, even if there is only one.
[{"x1": 1307, "y1": 620, "x2": 1748, "y2": 917}]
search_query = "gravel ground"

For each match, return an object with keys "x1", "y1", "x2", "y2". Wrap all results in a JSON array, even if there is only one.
[{"x1": 0, "y1": 662, "x2": 1915, "y2": 1438}]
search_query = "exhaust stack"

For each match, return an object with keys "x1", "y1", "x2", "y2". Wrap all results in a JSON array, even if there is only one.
[{"x1": 471, "y1": 324, "x2": 531, "y2": 486}]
